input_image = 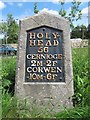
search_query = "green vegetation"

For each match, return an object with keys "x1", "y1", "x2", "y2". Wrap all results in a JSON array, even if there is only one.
[
  {"x1": 34, "y1": 1, "x2": 82, "y2": 29},
  {"x1": 1, "y1": 47, "x2": 89, "y2": 118},
  {"x1": 59, "y1": 1, "x2": 82, "y2": 29},
  {"x1": 1, "y1": 14, "x2": 19, "y2": 44},
  {"x1": 55, "y1": 106, "x2": 89, "y2": 119},
  {"x1": 2, "y1": 56, "x2": 16, "y2": 94},
  {"x1": 72, "y1": 48, "x2": 89, "y2": 106},
  {"x1": 71, "y1": 25, "x2": 90, "y2": 39},
  {"x1": 34, "y1": 2, "x2": 39, "y2": 14},
  {"x1": 55, "y1": 48, "x2": 90, "y2": 119}
]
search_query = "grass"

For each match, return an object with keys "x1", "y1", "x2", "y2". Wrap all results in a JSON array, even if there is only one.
[
  {"x1": 55, "y1": 47, "x2": 89, "y2": 119},
  {"x1": 72, "y1": 48, "x2": 89, "y2": 106},
  {"x1": 2, "y1": 56, "x2": 16, "y2": 94},
  {"x1": 72, "y1": 47, "x2": 88, "y2": 79},
  {"x1": 1, "y1": 47, "x2": 89, "y2": 119},
  {"x1": 55, "y1": 106, "x2": 89, "y2": 119}
]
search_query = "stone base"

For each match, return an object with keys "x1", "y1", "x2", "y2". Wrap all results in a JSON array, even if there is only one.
[{"x1": 16, "y1": 83, "x2": 73, "y2": 113}]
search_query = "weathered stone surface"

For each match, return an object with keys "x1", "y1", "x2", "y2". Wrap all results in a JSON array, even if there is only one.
[{"x1": 15, "y1": 12, "x2": 74, "y2": 112}]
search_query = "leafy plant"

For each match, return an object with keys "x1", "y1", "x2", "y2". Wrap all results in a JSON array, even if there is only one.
[
  {"x1": 72, "y1": 48, "x2": 89, "y2": 106},
  {"x1": 1, "y1": 56, "x2": 17, "y2": 118},
  {"x1": 2, "y1": 56, "x2": 16, "y2": 94},
  {"x1": 55, "y1": 106, "x2": 90, "y2": 119},
  {"x1": 1, "y1": 14, "x2": 19, "y2": 44},
  {"x1": 34, "y1": 2, "x2": 39, "y2": 14},
  {"x1": 59, "y1": 0, "x2": 82, "y2": 28}
]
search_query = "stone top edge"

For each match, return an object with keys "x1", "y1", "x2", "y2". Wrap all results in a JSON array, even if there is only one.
[{"x1": 20, "y1": 11, "x2": 69, "y2": 22}]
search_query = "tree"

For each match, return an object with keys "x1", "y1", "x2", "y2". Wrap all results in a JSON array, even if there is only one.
[
  {"x1": 0, "y1": 22, "x2": 3, "y2": 33},
  {"x1": 33, "y1": 1, "x2": 82, "y2": 29},
  {"x1": 1, "y1": 14, "x2": 19, "y2": 44},
  {"x1": 34, "y1": 2, "x2": 39, "y2": 14},
  {"x1": 71, "y1": 25, "x2": 88, "y2": 39},
  {"x1": 59, "y1": 0, "x2": 82, "y2": 29},
  {"x1": 87, "y1": 24, "x2": 90, "y2": 39},
  {"x1": 0, "y1": 22, "x2": 8, "y2": 44}
]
